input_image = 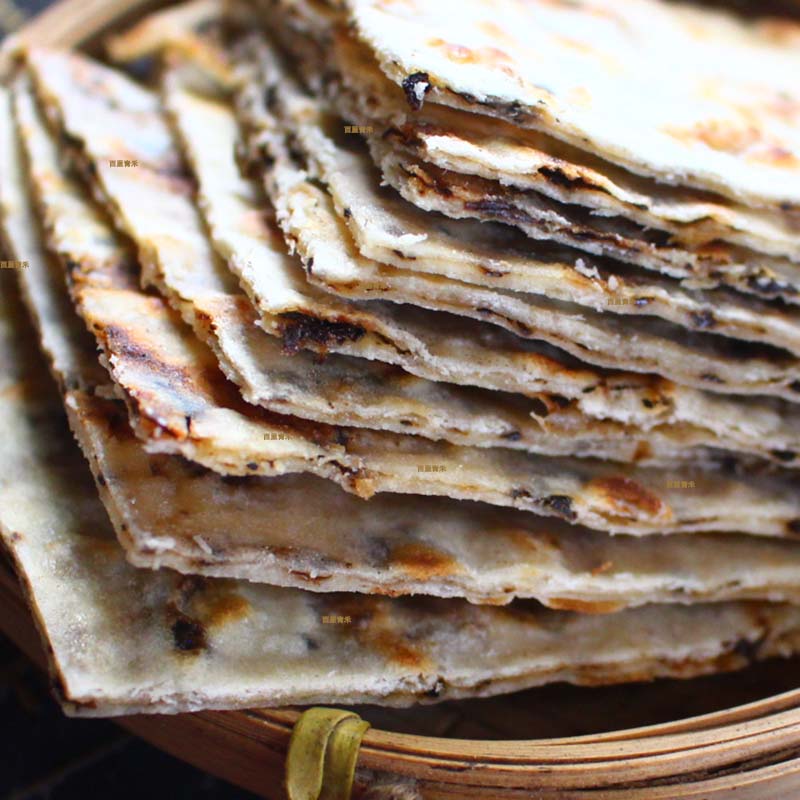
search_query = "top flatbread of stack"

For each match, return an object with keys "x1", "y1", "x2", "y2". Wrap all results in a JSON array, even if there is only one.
[{"x1": 341, "y1": 0, "x2": 800, "y2": 210}]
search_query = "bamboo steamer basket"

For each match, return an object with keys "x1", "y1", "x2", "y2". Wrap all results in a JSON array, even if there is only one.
[{"x1": 3, "y1": 1, "x2": 800, "y2": 796}]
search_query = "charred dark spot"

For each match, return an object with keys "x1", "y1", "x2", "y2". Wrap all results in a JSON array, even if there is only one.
[
  {"x1": 303, "y1": 634, "x2": 320, "y2": 651},
  {"x1": 343, "y1": 207, "x2": 352, "y2": 218},
  {"x1": 505, "y1": 100, "x2": 526, "y2": 121},
  {"x1": 480, "y1": 266, "x2": 506, "y2": 278},
  {"x1": 65, "y1": 258, "x2": 81, "y2": 275},
  {"x1": 259, "y1": 143, "x2": 276, "y2": 169},
  {"x1": 582, "y1": 385, "x2": 597, "y2": 394},
  {"x1": 746, "y1": 275, "x2": 795, "y2": 296},
  {"x1": 185, "y1": 414, "x2": 192, "y2": 434},
  {"x1": 425, "y1": 678, "x2": 446, "y2": 698},
  {"x1": 539, "y1": 494, "x2": 577, "y2": 521},
  {"x1": 264, "y1": 84, "x2": 278, "y2": 111},
  {"x1": 538, "y1": 167, "x2": 594, "y2": 192},
  {"x1": 511, "y1": 488, "x2": 531, "y2": 500},
  {"x1": 787, "y1": 519, "x2": 800, "y2": 537},
  {"x1": 97, "y1": 473, "x2": 107, "y2": 487},
  {"x1": 501, "y1": 430, "x2": 522, "y2": 441},
  {"x1": 771, "y1": 450, "x2": 796, "y2": 462},
  {"x1": 334, "y1": 429, "x2": 349, "y2": 447},
  {"x1": 476, "y1": 307, "x2": 493, "y2": 315},
  {"x1": 392, "y1": 249, "x2": 416, "y2": 260},
  {"x1": 552, "y1": 395, "x2": 571, "y2": 408},
  {"x1": 790, "y1": 381, "x2": 800, "y2": 393},
  {"x1": 287, "y1": 141, "x2": 309, "y2": 171},
  {"x1": 529, "y1": 397, "x2": 550, "y2": 417},
  {"x1": 457, "y1": 91, "x2": 478, "y2": 105},
  {"x1": 278, "y1": 312, "x2": 366, "y2": 355},
  {"x1": 171, "y1": 615, "x2": 208, "y2": 652},
  {"x1": 464, "y1": 199, "x2": 533, "y2": 225},
  {"x1": 306, "y1": 176, "x2": 328, "y2": 194},
  {"x1": 402, "y1": 72, "x2": 432, "y2": 110},
  {"x1": 700, "y1": 373, "x2": 725, "y2": 384},
  {"x1": 733, "y1": 634, "x2": 766, "y2": 663},
  {"x1": 246, "y1": 462, "x2": 258, "y2": 471},
  {"x1": 690, "y1": 310, "x2": 716, "y2": 330},
  {"x1": 306, "y1": 257, "x2": 314, "y2": 272},
  {"x1": 60, "y1": 129, "x2": 83, "y2": 151},
  {"x1": 642, "y1": 398, "x2": 655, "y2": 409}
]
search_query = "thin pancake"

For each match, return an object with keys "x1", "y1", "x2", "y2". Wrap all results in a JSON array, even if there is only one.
[
  {"x1": 33, "y1": 45, "x2": 800, "y2": 435},
  {"x1": 229, "y1": 46, "x2": 800, "y2": 468},
  {"x1": 313, "y1": 18, "x2": 800, "y2": 262},
  {"x1": 256, "y1": 12, "x2": 800, "y2": 345},
  {"x1": 370, "y1": 136, "x2": 800, "y2": 301}
]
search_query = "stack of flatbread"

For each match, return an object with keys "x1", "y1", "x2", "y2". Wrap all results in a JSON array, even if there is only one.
[{"x1": 2, "y1": 0, "x2": 800, "y2": 717}]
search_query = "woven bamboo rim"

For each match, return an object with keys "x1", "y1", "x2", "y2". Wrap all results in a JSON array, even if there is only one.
[{"x1": 3, "y1": 1, "x2": 800, "y2": 796}]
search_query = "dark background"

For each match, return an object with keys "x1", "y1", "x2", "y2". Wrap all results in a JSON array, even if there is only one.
[{"x1": 0, "y1": 629, "x2": 256, "y2": 798}]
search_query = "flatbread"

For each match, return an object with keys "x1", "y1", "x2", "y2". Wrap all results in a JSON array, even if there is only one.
[
  {"x1": 105, "y1": 0, "x2": 230, "y2": 68},
  {"x1": 232, "y1": 46, "x2": 800, "y2": 403},
  {"x1": 68, "y1": 383, "x2": 800, "y2": 611},
  {"x1": 4, "y1": 266, "x2": 800, "y2": 715},
  {"x1": 16, "y1": 79, "x2": 800, "y2": 611},
  {"x1": 312, "y1": 19, "x2": 800, "y2": 263},
  {"x1": 10, "y1": 385, "x2": 800, "y2": 719},
  {"x1": 342, "y1": 0, "x2": 800, "y2": 208},
  {"x1": 372, "y1": 136, "x2": 800, "y2": 300}
]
